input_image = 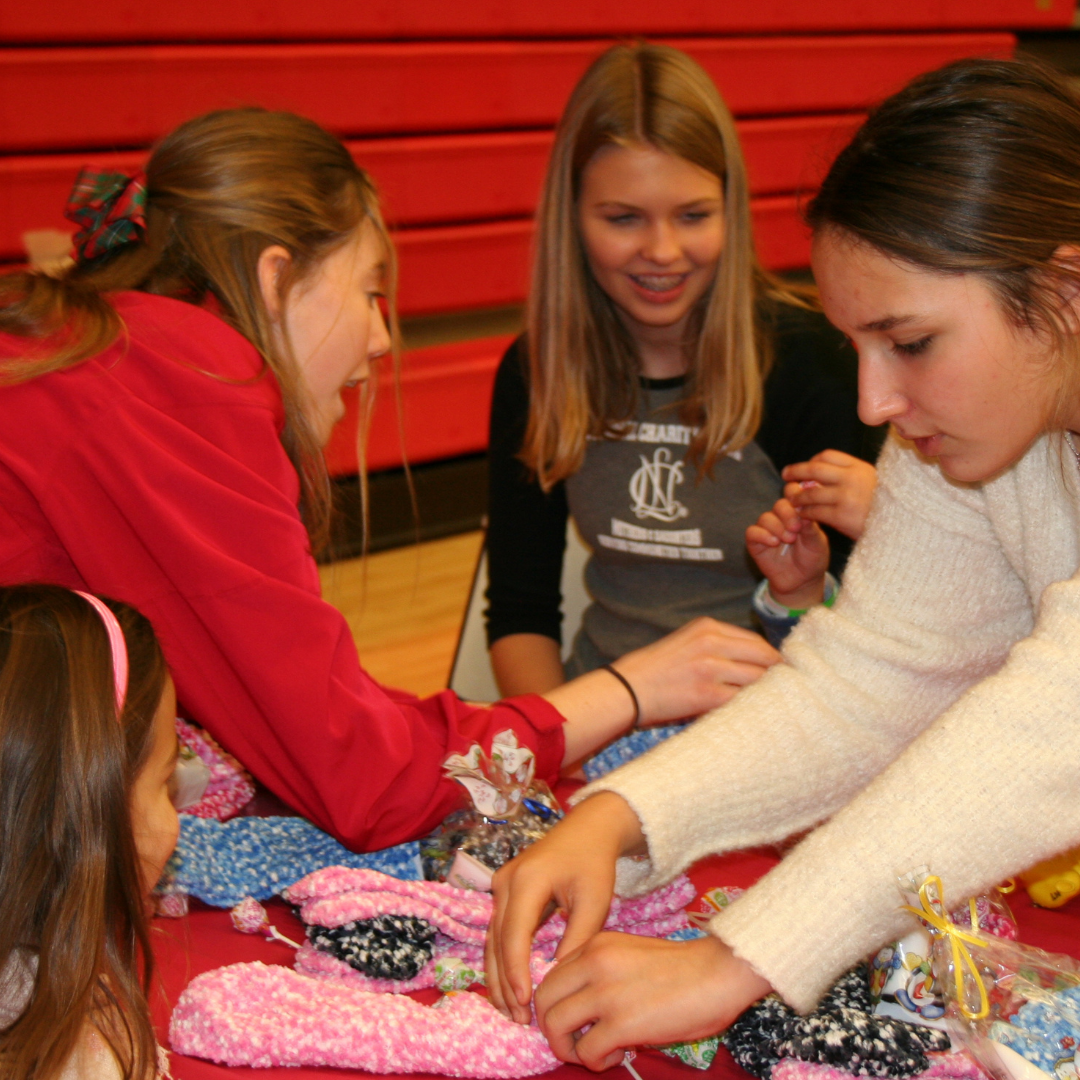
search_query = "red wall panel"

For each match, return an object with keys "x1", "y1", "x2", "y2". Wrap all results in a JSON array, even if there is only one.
[
  {"x1": 394, "y1": 220, "x2": 532, "y2": 316},
  {"x1": 1, "y1": 0, "x2": 1068, "y2": 42},
  {"x1": 752, "y1": 196, "x2": 813, "y2": 272},
  {"x1": 740, "y1": 114, "x2": 865, "y2": 198},
  {"x1": 325, "y1": 335, "x2": 516, "y2": 475},
  {"x1": 358, "y1": 132, "x2": 552, "y2": 227},
  {"x1": 0, "y1": 34, "x2": 1010, "y2": 153},
  {"x1": 0, "y1": 136, "x2": 550, "y2": 260}
]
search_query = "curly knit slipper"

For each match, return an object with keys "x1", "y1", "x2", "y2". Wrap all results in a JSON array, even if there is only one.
[
  {"x1": 727, "y1": 995, "x2": 797, "y2": 1078},
  {"x1": 776, "y1": 1006, "x2": 948, "y2": 1077},
  {"x1": 307, "y1": 915, "x2": 437, "y2": 980},
  {"x1": 169, "y1": 961, "x2": 559, "y2": 1076},
  {"x1": 287, "y1": 868, "x2": 695, "y2": 991},
  {"x1": 581, "y1": 723, "x2": 688, "y2": 781},
  {"x1": 173, "y1": 817, "x2": 423, "y2": 907},
  {"x1": 771, "y1": 1050, "x2": 990, "y2": 1080},
  {"x1": 726, "y1": 965, "x2": 950, "y2": 1080},
  {"x1": 285, "y1": 867, "x2": 695, "y2": 945}
]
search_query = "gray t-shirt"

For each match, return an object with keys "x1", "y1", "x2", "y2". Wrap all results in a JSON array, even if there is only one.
[{"x1": 564, "y1": 380, "x2": 780, "y2": 674}]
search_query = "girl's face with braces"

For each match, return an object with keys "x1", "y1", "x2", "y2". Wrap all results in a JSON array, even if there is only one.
[{"x1": 577, "y1": 143, "x2": 725, "y2": 350}]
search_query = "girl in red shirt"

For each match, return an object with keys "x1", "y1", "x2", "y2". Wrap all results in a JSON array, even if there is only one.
[{"x1": 0, "y1": 108, "x2": 750, "y2": 851}]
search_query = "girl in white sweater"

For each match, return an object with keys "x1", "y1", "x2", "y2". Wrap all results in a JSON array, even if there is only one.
[{"x1": 485, "y1": 56, "x2": 1080, "y2": 1069}]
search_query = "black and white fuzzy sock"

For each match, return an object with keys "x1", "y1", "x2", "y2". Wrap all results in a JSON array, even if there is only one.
[
  {"x1": 307, "y1": 914, "x2": 437, "y2": 980},
  {"x1": 725, "y1": 964, "x2": 950, "y2": 1080}
]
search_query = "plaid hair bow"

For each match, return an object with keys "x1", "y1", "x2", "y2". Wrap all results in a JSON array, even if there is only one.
[{"x1": 64, "y1": 167, "x2": 148, "y2": 262}]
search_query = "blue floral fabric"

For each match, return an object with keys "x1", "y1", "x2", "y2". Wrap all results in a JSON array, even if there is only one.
[
  {"x1": 666, "y1": 926, "x2": 707, "y2": 941},
  {"x1": 582, "y1": 722, "x2": 688, "y2": 782},
  {"x1": 172, "y1": 815, "x2": 423, "y2": 907}
]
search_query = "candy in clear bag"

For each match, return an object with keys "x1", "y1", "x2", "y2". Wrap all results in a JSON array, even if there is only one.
[
  {"x1": 899, "y1": 869, "x2": 1080, "y2": 1080},
  {"x1": 421, "y1": 730, "x2": 562, "y2": 889},
  {"x1": 872, "y1": 878, "x2": 1018, "y2": 1030}
]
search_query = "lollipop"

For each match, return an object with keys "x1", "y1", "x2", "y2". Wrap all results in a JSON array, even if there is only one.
[{"x1": 229, "y1": 896, "x2": 301, "y2": 949}]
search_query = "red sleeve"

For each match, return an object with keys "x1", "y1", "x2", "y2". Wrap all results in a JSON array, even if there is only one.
[{"x1": 0, "y1": 295, "x2": 565, "y2": 850}]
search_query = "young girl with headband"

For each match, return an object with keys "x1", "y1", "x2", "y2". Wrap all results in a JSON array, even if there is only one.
[
  {"x1": 486, "y1": 55, "x2": 1080, "y2": 1062},
  {"x1": 0, "y1": 584, "x2": 176, "y2": 1079},
  {"x1": 484, "y1": 42, "x2": 879, "y2": 699},
  {"x1": 0, "y1": 107, "x2": 754, "y2": 854}
]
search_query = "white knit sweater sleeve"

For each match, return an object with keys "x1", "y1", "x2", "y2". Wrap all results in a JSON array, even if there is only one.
[{"x1": 579, "y1": 436, "x2": 1080, "y2": 1010}]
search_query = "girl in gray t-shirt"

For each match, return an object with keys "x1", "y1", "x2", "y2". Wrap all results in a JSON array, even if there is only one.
[{"x1": 486, "y1": 42, "x2": 877, "y2": 702}]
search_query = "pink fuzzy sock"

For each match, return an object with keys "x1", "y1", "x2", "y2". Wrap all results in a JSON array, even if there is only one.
[
  {"x1": 286, "y1": 868, "x2": 693, "y2": 946},
  {"x1": 284, "y1": 868, "x2": 693, "y2": 991},
  {"x1": 169, "y1": 961, "x2": 559, "y2": 1076},
  {"x1": 172, "y1": 870, "x2": 698, "y2": 1070},
  {"x1": 770, "y1": 1050, "x2": 990, "y2": 1080},
  {"x1": 175, "y1": 718, "x2": 255, "y2": 821}
]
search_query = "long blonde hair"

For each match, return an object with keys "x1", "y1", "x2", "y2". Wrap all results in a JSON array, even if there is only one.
[
  {"x1": 0, "y1": 108, "x2": 397, "y2": 552},
  {"x1": 523, "y1": 41, "x2": 802, "y2": 490}
]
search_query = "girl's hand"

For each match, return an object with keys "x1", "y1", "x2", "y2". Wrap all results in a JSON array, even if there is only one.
[
  {"x1": 781, "y1": 450, "x2": 878, "y2": 541},
  {"x1": 535, "y1": 932, "x2": 772, "y2": 1071},
  {"x1": 486, "y1": 792, "x2": 645, "y2": 1025},
  {"x1": 747, "y1": 498, "x2": 830, "y2": 609},
  {"x1": 615, "y1": 616, "x2": 782, "y2": 724}
]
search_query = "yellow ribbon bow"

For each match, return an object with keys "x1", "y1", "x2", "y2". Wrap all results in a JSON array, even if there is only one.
[{"x1": 902, "y1": 875, "x2": 990, "y2": 1021}]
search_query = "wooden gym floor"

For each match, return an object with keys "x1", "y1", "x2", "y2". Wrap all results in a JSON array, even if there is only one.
[{"x1": 319, "y1": 530, "x2": 484, "y2": 698}]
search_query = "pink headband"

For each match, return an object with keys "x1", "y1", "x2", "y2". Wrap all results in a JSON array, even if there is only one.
[{"x1": 74, "y1": 591, "x2": 129, "y2": 716}]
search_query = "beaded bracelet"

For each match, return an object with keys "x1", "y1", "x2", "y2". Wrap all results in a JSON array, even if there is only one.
[{"x1": 601, "y1": 664, "x2": 641, "y2": 730}]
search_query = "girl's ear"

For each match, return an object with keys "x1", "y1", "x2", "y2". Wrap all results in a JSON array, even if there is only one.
[{"x1": 257, "y1": 245, "x2": 293, "y2": 323}]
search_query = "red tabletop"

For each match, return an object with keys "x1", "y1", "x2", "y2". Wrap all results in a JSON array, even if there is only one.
[{"x1": 151, "y1": 850, "x2": 1080, "y2": 1080}]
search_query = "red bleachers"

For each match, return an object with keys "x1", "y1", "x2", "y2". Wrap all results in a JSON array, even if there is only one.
[
  {"x1": 0, "y1": 34, "x2": 1010, "y2": 152},
  {"x1": 1, "y1": 1, "x2": 1069, "y2": 41},
  {"x1": 1, "y1": 3, "x2": 1068, "y2": 474},
  {"x1": 326, "y1": 336, "x2": 519, "y2": 476}
]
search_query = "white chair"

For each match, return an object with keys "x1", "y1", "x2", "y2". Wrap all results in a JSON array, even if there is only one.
[{"x1": 449, "y1": 521, "x2": 592, "y2": 701}]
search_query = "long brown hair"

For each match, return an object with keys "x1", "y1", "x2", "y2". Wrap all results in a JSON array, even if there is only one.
[
  {"x1": 806, "y1": 57, "x2": 1080, "y2": 422},
  {"x1": 0, "y1": 108, "x2": 396, "y2": 550},
  {"x1": 0, "y1": 585, "x2": 168, "y2": 1079},
  {"x1": 523, "y1": 41, "x2": 803, "y2": 490}
]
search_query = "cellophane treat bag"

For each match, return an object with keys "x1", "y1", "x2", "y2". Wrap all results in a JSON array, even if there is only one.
[
  {"x1": 421, "y1": 730, "x2": 562, "y2": 889},
  {"x1": 872, "y1": 882, "x2": 1018, "y2": 1031},
  {"x1": 900, "y1": 868, "x2": 1080, "y2": 1080}
]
